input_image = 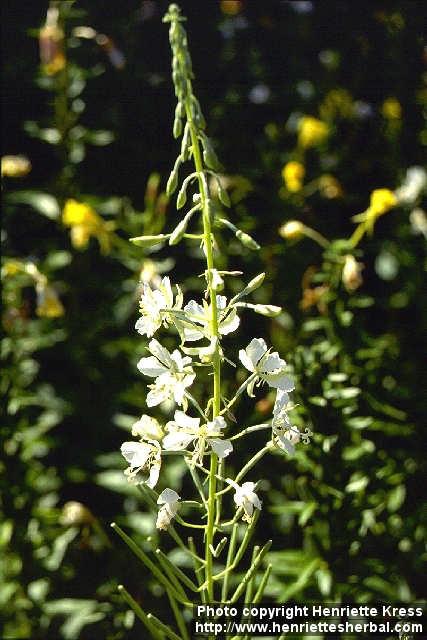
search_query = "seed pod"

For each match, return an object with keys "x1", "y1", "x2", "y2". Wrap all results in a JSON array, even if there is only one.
[{"x1": 235, "y1": 229, "x2": 260, "y2": 250}]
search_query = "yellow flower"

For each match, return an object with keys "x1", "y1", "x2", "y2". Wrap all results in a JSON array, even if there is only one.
[
  {"x1": 62, "y1": 199, "x2": 114, "y2": 254},
  {"x1": 350, "y1": 188, "x2": 398, "y2": 245},
  {"x1": 297, "y1": 116, "x2": 329, "y2": 148},
  {"x1": 36, "y1": 283, "x2": 65, "y2": 318},
  {"x1": 1, "y1": 155, "x2": 32, "y2": 177},
  {"x1": 369, "y1": 188, "x2": 397, "y2": 215},
  {"x1": 282, "y1": 161, "x2": 305, "y2": 192},
  {"x1": 381, "y1": 97, "x2": 401, "y2": 120},
  {"x1": 279, "y1": 220, "x2": 305, "y2": 240},
  {"x1": 2, "y1": 259, "x2": 24, "y2": 277}
]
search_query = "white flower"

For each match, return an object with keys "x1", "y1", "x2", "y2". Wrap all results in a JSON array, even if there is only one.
[
  {"x1": 131, "y1": 414, "x2": 163, "y2": 441},
  {"x1": 239, "y1": 338, "x2": 295, "y2": 395},
  {"x1": 272, "y1": 389, "x2": 308, "y2": 455},
  {"x1": 156, "y1": 488, "x2": 181, "y2": 530},
  {"x1": 395, "y1": 166, "x2": 427, "y2": 205},
  {"x1": 342, "y1": 254, "x2": 363, "y2": 292},
  {"x1": 135, "y1": 276, "x2": 182, "y2": 338},
  {"x1": 272, "y1": 388, "x2": 292, "y2": 429},
  {"x1": 137, "y1": 339, "x2": 195, "y2": 408},
  {"x1": 232, "y1": 481, "x2": 262, "y2": 522},
  {"x1": 162, "y1": 410, "x2": 233, "y2": 464},
  {"x1": 120, "y1": 439, "x2": 161, "y2": 488},
  {"x1": 182, "y1": 296, "x2": 239, "y2": 342}
]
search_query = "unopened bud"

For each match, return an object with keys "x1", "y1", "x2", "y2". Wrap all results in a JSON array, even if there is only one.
[
  {"x1": 130, "y1": 234, "x2": 168, "y2": 247},
  {"x1": 1, "y1": 155, "x2": 31, "y2": 178},
  {"x1": 342, "y1": 254, "x2": 363, "y2": 292},
  {"x1": 173, "y1": 116, "x2": 182, "y2": 139},
  {"x1": 166, "y1": 167, "x2": 179, "y2": 196},
  {"x1": 253, "y1": 304, "x2": 282, "y2": 317},
  {"x1": 217, "y1": 181, "x2": 231, "y2": 208},
  {"x1": 176, "y1": 183, "x2": 187, "y2": 209},
  {"x1": 60, "y1": 501, "x2": 93, "y2": 526},
  {"x1": 279, "y1": 220, "x2": 305, "y2": 240},
  {"x1": 169, "y1": 218, "x2": 187, "y2": 245},
  {"x1": 211, "y1": 269, "x2": 224, "y2": 291},
  {"x1": 236, "y1": 229, "x2": 260, "y2": 250}
]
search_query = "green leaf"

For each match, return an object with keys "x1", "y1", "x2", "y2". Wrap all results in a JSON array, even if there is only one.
[{"x1": 44, "y1": 527, "x2": 79, "y2": 571}]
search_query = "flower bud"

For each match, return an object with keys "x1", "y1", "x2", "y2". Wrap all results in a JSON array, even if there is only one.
[
  {"x1": 217, "y1": 181, "x2": 231, "y2": 207},
  {"x1": 1, "y1": 155, "x2": 31, "y2": 178},
  {"x1": 342, "y1": 254, "x2": 363, "y2": 292},
  {"x1": 169, "y1": 218, "x2": 187, "y2": 245},
  {"x1": 166, "y1": 168, "x2": 179, "y2": 196},
  {"x1": 39, "y1": 7, "x2": 66, "y2": 76},
  {"x1": 236, "y1": 229, "x2": 260, "y2": 250},
  {"x1": 211, "y1": 269, "x2": 224, "y2": 292},
  {"x1": 36, "y1": 283, "x2": 65, "y2": 318},
  {"x1": 246, "y1": 272, "x2": 265, "y2": 293},
  {"x1": 279, "y1": 220, "x2": 304, "y2": 240},
  {"x1": 176, "y1": 183, "x2": 187, "y2": 209},
  {"x1": 130, "y1": 234, "x2": 168, "y2": 246},
  {"x1": 253, "y1": 304, "x2": 282, "y2": 317},
  {"x1": 60, "y1": 501, "x2": 93, "y2": 526},
  {"x1": 201, "y1": 137, "x2": 221, "y2": 171},
  {"x1": 173, "y1": 116, "x2": 183, "y2": 139},
  {"x1": 181, "y1": 124, "x2": 191, "y2": 160}
]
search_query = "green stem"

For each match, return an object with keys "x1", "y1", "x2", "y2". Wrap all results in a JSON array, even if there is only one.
[
  {"x1": 184, "y1": 86, "x2": 221, "y2": 603},
  {"x1": 216, "y1": 445, "x2": 272, "y2": 497}
]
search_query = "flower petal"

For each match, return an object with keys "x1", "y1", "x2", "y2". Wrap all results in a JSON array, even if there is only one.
[
  {"x1": 173, "y1": 410, "x2": 200, "y2": 430},
  {"x1": 220, "y1": 308, "x2": 240, "y2": 335},
  {"x1": 137, "y1": 356, "x2": 168, "y2": 377},
  {"x1": 148, "y1": 339, "x2": 173, "y2": 368},
  {"x1": 209, "y1": 438, "x2": 233, "y2": 458},
  {"x1": 120, "y1": 441, "x2": 151, "y2": 467},
  {"x1": 163, "y1": 431, "x2": 195, "y2": 450},
  {"x1": 246, "y1": 338, "x2": 268, "y2": 367},
  {"x1": 157, "y1": 487, "x2": 181, "y2": 505}
]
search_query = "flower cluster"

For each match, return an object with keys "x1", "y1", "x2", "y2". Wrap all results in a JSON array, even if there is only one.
[{"x1": 121, "y1": 273, "x2": 306, "y2": 528}]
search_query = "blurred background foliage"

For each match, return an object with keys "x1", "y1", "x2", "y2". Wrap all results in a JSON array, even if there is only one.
[{"x1": 1, "y1": 0, "x2": 426, "y2": 638}]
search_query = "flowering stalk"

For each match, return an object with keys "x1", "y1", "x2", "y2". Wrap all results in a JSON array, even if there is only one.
[{"x1": 115, "y1": 4, "x2": 310, "y2": 635}]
